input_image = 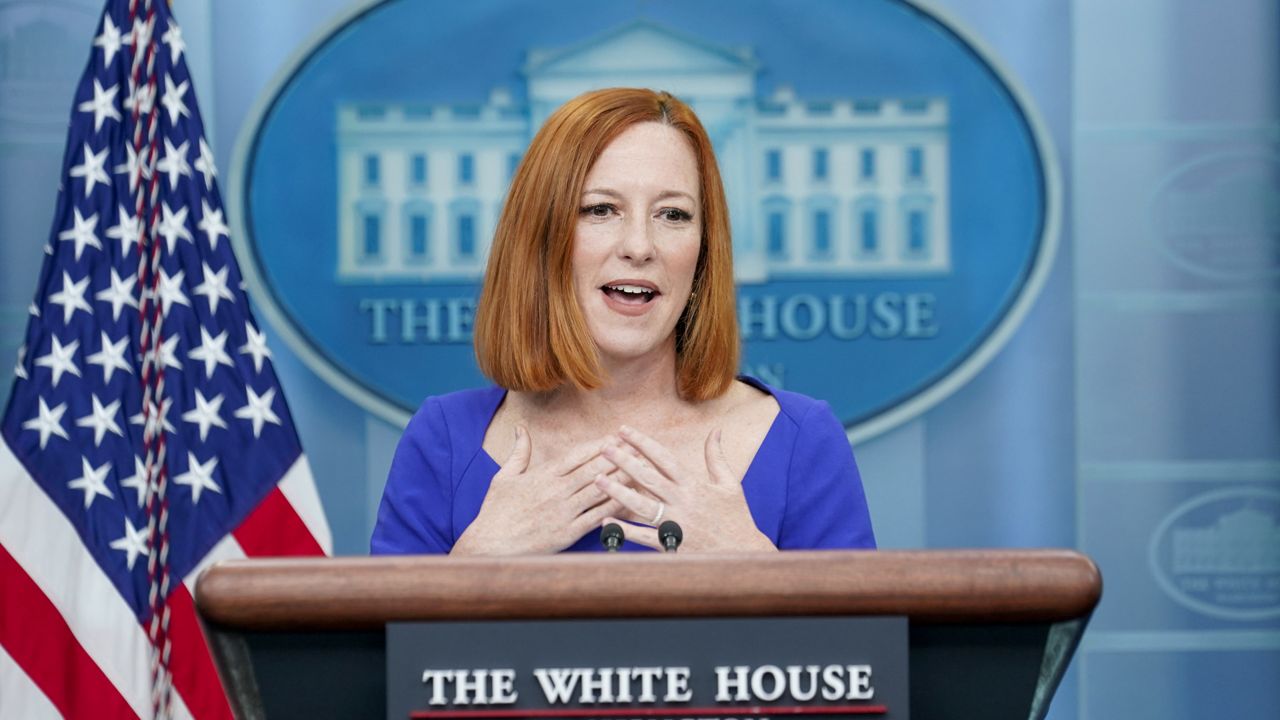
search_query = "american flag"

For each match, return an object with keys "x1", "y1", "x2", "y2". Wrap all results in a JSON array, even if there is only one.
[{"x1": 0, "y1": 1, "x2": 332, "y2": 718}]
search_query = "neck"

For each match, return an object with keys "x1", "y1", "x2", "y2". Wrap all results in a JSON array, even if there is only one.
[{"x1": 544, "y1": 338, "x2": 689, "y2": 428}]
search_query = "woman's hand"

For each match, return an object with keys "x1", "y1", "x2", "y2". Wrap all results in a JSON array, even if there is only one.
[
  {"x1": 451, "y1": 427, "x2": 625, "y2": 555},
  {"x1": 596, "y1": 426, "x2": 777, "y2": 553}
]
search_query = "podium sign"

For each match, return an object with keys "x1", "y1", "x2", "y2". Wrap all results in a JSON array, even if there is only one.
[
  {"x1": 387, "y1": 617, "x2": 909, "y2": 720},
  {"x1": 194, "y1": 551, "x2": 1100, "y2": 719}
]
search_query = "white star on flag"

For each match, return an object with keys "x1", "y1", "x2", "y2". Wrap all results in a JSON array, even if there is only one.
[
  {"x1": 67, "y1": 456, "x2": 114, "y2": 509},
  {"x1": 156, "y1": 267, "x2": 192, "y2": 316},
  {"x1": 85, "y1": 330, "x2": 133, "y2": 383},
  {"x1": 129, "y1": 396, "x2": 176, "y2": 436},
  {"x1": 197, "y1": 199, "x2": 230, "y2": 250},
  {"x1": 74, "y1": 394, "x2": 125, "y2": 447},
  {"x1": 156, "y1": 136, "x2": 192, "y2": 190},
  {"x1": 161, "y1": 21, "x2": 185, "y2": 63},
  {"x1": 181, "y1": 388, "x2": 228, "y2": 442},
  {"x1": 239, "y1": 322, "x2": 273, "y2": 373},
  {"x1": 109, "y1": 517, "x2": 149, "y2": 571},
  {"x1": 156, "y1": 200, "x2": 193, "y2": 253},
  {"x1": 193, "y1": 261, "x2": 234, "y2": 313},
  {"x1": 194, "y1": 137, "x2": 217, "y2": 187},
  {"x1": 94, "y1": 267, "x2": 139, "y2": 321},
  {"x1": 48, "y1": 271, "x2": 93, "y2": 324},
  {"x1": 68, "y1": 142, "x2": 110, "y2": 198},
  {"x1": 57, "y1": 207, "x2": 103, "y2": 261},
  {"x1": 14, "y1": 344, "x2": 28, "y2": 381},
  {"x1": 94, "y1": 14, "x2": 124, "y2": 66},
  {"x1": 105, "y1": 204, "x2": 142, "y2": 256},
  {"x1": 34, "y1": 336, "x2": 81, "y2": 388},
  {"x1": 157, "y1": 333, "x2": 183, "y2": 371},
  {"x1": 77, "y1": 78, "x2": 121, "y2": 132},
  {"x1": 123, "y1": 74, "x2": 155, "y2": 116},
  {"x1": 234, "y1": 386, "x2": 282, "y2": 438},
  {"x1": 126, "y1": 14, "x2": 154, "y2": 54},
  {"x1": 174, "y1": 452, "x2": 221, "y2": 504},
  {"x1": 113, "y1": 141, "x2": 150, "y2": 193},
  {"x1": 160, "y1": 73, "x2": 190, "y2": 126},
  {"x1": 21, "y1": 397, "x2": 70, "y2": 449},
  {"x1": 119, "y1": 455, "x2": 149, "y2": 508},
  {"x1": 188, "y1": 327, "x2": 234, "y2": 378}
]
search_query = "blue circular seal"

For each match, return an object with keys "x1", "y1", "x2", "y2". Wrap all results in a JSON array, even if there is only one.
[{"x1": 231, "y1": 0, "x2": 1059, "y2": 440}]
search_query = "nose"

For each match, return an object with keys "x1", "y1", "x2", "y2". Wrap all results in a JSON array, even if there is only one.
[{"x1": 617, "y1": 215, "x2": 655, "y2": 263}]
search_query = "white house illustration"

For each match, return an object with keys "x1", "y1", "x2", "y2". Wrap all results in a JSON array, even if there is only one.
[
  {"x1": 1173, "y1": 506, "x2": 1280, "y2": 574},
  {"x1": 335, "y1": 21, "x2": 951, "y2": 284}
]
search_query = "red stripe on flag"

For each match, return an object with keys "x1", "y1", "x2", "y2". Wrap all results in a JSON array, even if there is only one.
[
  {"x1": 0, "y1": 542, "x2": 139, "y2": 720},
  {"x1": 233, "y1": 487, "x2": 325, "y2": 557},
  {"x1": 164, "y1": 584, "x2": 234, "y2": 720}
]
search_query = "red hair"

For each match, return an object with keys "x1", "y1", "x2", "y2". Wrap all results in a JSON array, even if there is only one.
[{"x1": 473, "y1": 88, "x2": 739, "y2": 400}]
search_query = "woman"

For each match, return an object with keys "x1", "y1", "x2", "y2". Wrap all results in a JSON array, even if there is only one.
[{"x1": 371, "y1": 88, "x2": 874, "y2": 555}]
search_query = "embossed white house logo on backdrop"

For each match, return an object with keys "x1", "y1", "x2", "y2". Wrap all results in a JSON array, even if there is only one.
[
  {"x1": 1151, "y1": 488, "x2": 1280, "y2": 621},
  {"x1": 334, "y1": 21, "x2": 951, "y2": 284}
]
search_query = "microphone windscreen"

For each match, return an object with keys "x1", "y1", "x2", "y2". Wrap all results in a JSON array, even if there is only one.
[
  {"x1": 658, "y1": 520, "x2": 682, "y2": 544},
  {"x1": 600, "y1": 522, "x2": 624, "y2": 547}
]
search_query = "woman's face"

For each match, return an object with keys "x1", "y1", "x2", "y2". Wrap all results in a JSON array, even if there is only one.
[{"x1": 572, "y1": 122, "x2": 702, "y2": 364}]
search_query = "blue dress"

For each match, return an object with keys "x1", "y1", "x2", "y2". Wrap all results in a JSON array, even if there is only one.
[{"x1": 371, "y1": 378, "x2": 876, "y2": 553}]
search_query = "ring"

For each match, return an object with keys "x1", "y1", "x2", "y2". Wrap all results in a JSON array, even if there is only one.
[{"x1": 650, "y1": 502, "x2": 665, "y2": 526}]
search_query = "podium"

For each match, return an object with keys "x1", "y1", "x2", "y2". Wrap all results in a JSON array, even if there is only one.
[{"x1": 194, "y1": 550, "x2": 1100, "y2": 719}]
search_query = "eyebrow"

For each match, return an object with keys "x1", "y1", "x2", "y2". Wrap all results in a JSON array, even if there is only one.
[{"x1": 581, "y1": 188, "x2": 698, "y2": 204}]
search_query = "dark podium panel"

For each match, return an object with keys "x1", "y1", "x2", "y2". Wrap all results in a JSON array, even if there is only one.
[{"x1": 194, "y1": 550, "x2": 1101, "y2": 720}]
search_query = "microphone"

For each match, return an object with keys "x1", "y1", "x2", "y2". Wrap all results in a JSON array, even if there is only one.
[
  {"x1": 658, "y1": 521, "x2": 682, "y2": 553},
  {"x1": 600, "y1": 523, "x2": 625, "y2": 552}
]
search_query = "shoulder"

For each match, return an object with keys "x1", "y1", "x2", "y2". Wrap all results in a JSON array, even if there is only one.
[
  {"x1": 737, "y1": 377, "x2": 851, "y2": 473},
  {"x1": 718, "y1": 377, "x2": 780, "y2": 422},
  {"x1": 736, "y1": 375, "x2": 832, "y2": 432},
  {"x1": 421, "y1": 385, "x2": 507, "y2": 418},
  {"x1": 377, "y1": 387, "x2": 503, "y2": 555},
  {"x1": 381, "y1": 386, "x2": 502, "y2": 516},
  {"x1": 407, "y1": 386, "x2": 505, "y2": 438},
  {"x1": 736, "y1": 380, "x2": 874, "y2": 550},
  {"x1": 397, "y1": 386, "x2": 505, "y2": 477}
]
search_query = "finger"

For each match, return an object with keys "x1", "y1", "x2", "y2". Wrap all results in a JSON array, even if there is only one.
[
  {"x1": 595, "y1": 473, "x2": 664, "y2": 523},
  {"x1": 567, "y1": 475, "x2": 607, "y2": 509},
  {"x1": 501, "y1": 425, "x2": 532, "y2": 476},
  {"x1": 568, "y1": 467, "x2": 628, "y2": 508},
  {"x1": 596, "y1": 478, "x2": 653, "y2": 525},
  {"x1": 609, "y1": 519, "x2": 661, "y2": 551},
  {"x1": 602, "y1": 443, "x2": 672, "y2": 494},
  {"x1": 569, "y1": 499, "x2": 624, "y2": 539},
  {"x1": 704, "y1": 428, "x2": 735, "y2": 485},
  {"x1": 618, "y1": 425, "x2": 683, "y2": 480},
  {"x1": 553, "y1": 436, "x2": 612, "y2": 476},
  {"x1": 606, "y1": 496, "x2": 649, "y2": 526},
  {"x1": 566, "y1": 453, "x2": 620, "y2": 489}
]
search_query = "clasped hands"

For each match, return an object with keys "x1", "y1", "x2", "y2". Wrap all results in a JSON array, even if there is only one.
[{"x1": 450, "y1": 425, "x2": 776, "y2": 555}]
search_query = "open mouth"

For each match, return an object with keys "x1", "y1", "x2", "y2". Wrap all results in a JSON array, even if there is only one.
[{"x1": 601, "y1": 283, "x2": 658, "y2": 305}]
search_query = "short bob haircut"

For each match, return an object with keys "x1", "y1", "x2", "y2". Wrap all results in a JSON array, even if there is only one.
[{"x1": 473, "y1": 87, "x2": 739, "y2": 401}]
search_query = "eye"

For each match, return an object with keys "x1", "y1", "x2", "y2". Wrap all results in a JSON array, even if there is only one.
[
  {"x1": 658, "y1": 207, "x2": 694, "y2": 223},
  {"x1": 580, "y1": 203, "x2": 617, "y2": 219}
]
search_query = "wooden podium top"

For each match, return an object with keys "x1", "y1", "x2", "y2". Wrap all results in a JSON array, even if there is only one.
[{"x1": 195, "y1": 549, "x2": 1101, "y2": 631}]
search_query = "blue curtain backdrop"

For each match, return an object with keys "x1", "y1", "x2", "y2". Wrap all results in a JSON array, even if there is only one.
[{"x1": 0, "y1": 1, "x2": 1275, "y2": 718}]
